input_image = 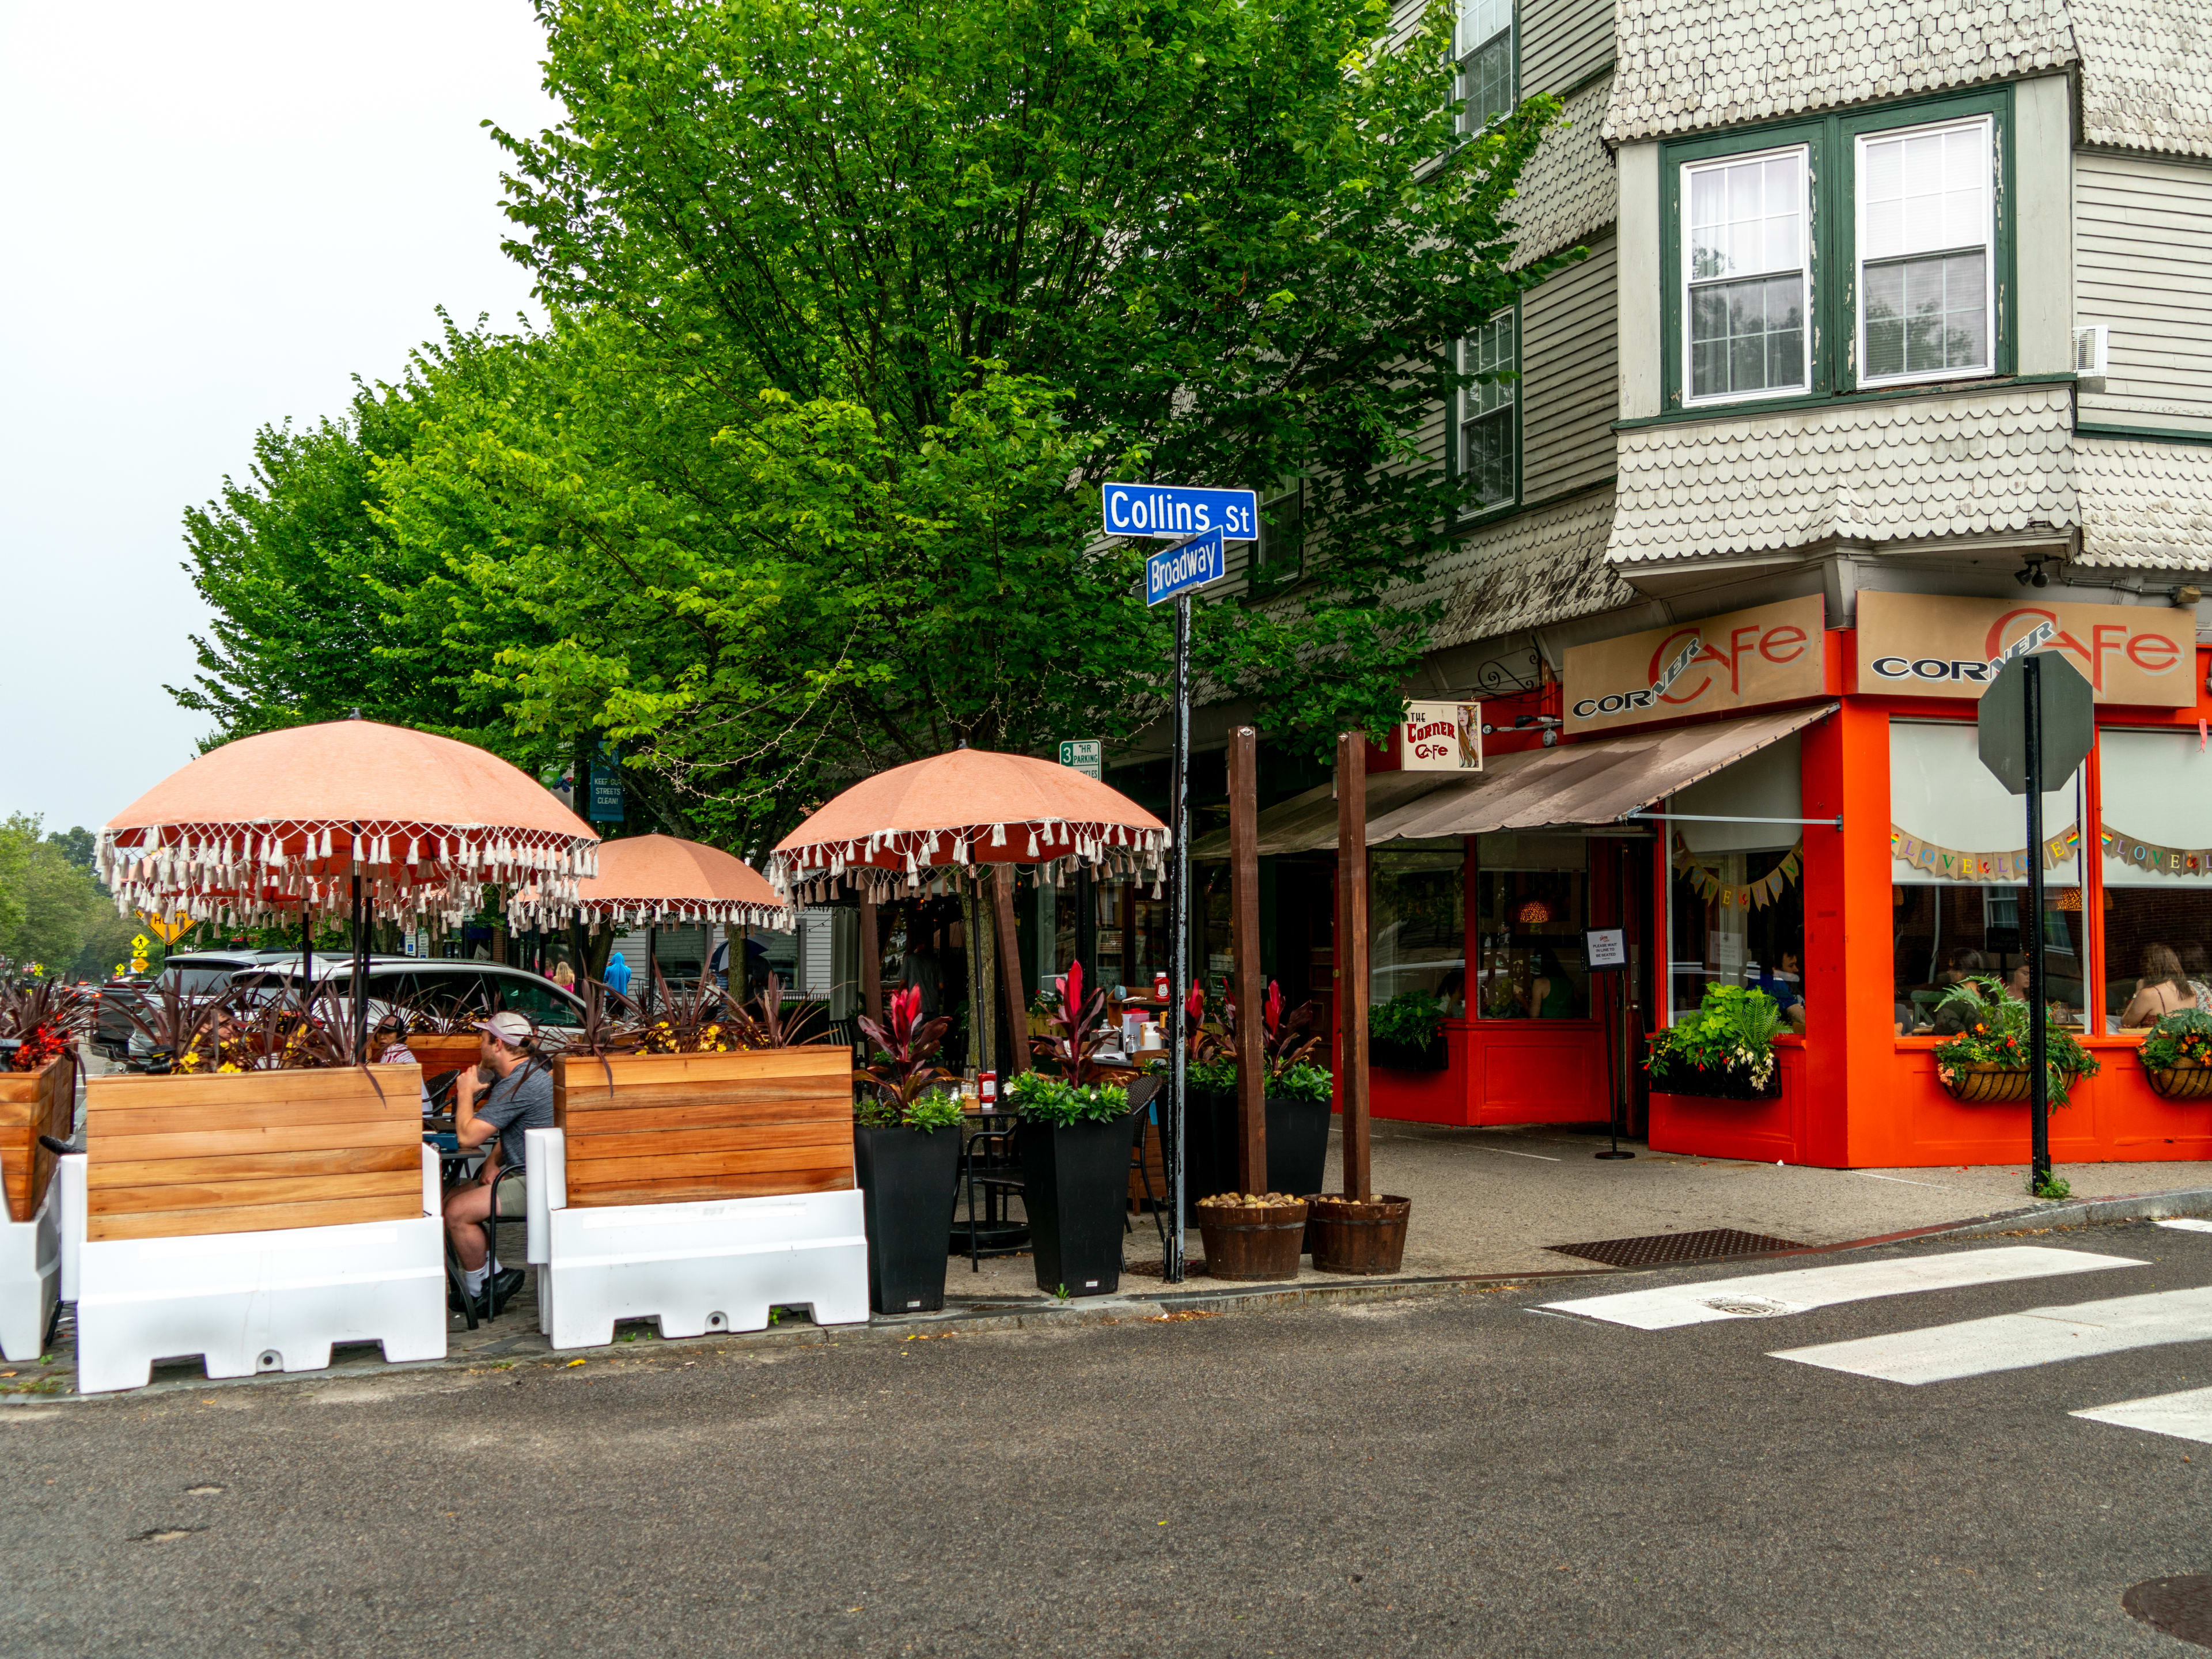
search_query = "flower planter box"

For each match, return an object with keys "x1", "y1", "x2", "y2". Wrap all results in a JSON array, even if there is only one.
[
  {"x1": 1018, "y1": 1108, "x2": 1141, "y2": 1297},
  {"x1": 1369, "y1": 1035, "x2": 1446, "y2": 1072},
  {"x1": 1936, "y1": 1063, "x2": 2081, "y2": 1105},
  {"x1": 2145, "y1": 1060, "x2": 2212, "y2": 1101},
  {"x1": 407, "y1": 1035, "x2": 483, "y2": 1078},
  {"x1": 1646, "y1": 1063, "x2": 1780, "y2": 1103},
  {"x1": 1196, "y1": 1197, "x2": 1307, "y2": 1281},
  {"x1": 1308, "y1": 1194, "x2": 1411, "y2": 1275},
  {"x1": 853, "y1": 1122, "x2": 961, "y2": 1314},
  {"x1": 0, "y1": 1054, "x2": 74, "y2": 1225}
]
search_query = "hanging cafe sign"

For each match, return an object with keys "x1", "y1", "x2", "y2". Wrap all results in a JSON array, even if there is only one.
[
  {"x1": 1889, "y1": 824, "x2": 2083, "y2": 878},
  {"x1": 1672, "y1": 835, "x2": 1804, "y2": 910}
]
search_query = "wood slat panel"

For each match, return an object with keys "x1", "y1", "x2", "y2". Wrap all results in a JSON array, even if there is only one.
[
  {"x1": 86, "y1": 1093, "x2": 422, "y2": 1139},
  {"x1": 555, "y1": 1050, "x2": 852, "y2": 1090},
  {"x1": 89, "y1": 1120, "x2": 420, "y2": 1166},
  {"x1": 560, "y1": 1122, "x2": 851, "y2": 1165},
  {"x1": 556, "y1": 1080, "x2": 853, "y2": 1116},
  {"x1": 569, "y1": 1145, "x2": 854, "y2": 1186},
  {"x1": 563, "y1": 1169, "x2": 854, "y2": 1209},
  {"x1": 89, "y1": 1193, "x2": 422, "y2": 1243},
  {"x1": 551, "y1": 1099, "x2": 857, "y2": 1137},
  {"x1": 89, "y1": 1144, "x2": 422, "y2": 1190},
  {"x1": 92, "y1": 1168, "x2": 423, "y2": 1215},
  {"x1": 2, "y1": 1057, "x2": 72, "y2": 1224},
  {"x1": 86, "y1": 1065, "x2": 422, "y2": 1113}
]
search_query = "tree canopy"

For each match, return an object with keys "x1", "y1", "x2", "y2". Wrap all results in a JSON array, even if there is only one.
[{"x1": 177, "y1": 0, "x2": 1563, "y2": 847}]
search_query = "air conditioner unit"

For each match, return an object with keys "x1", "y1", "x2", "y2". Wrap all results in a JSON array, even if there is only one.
[{"x1": 2073, "y1": 324, "x2": 2109, "y2": 391}]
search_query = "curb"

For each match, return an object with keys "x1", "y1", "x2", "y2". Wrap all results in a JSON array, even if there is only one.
[{"x1": 1914, "y1": 1183, "x2": 2212, "y2": 1239}]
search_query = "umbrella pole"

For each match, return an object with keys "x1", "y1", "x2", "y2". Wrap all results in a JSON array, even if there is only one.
[
  {"x1": 991, "y1": 865, "x2": 1027, "y2": 1078},
  {"x1": 644, "y1": 925, "x2": 657, "y2": 1018},
  {"x1": 350, "y1": 869, "x2": 368, "y2": 1059}
]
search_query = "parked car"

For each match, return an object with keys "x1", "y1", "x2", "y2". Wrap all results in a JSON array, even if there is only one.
[
  {"x1": 93, "y1": 949, "x2": 298, "y2": 1060},
  {"x1": 226, "y1": 959, "x2": 588, "y2": 1036}
]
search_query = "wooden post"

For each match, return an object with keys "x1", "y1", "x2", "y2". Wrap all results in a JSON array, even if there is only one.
[
  {"x1": 1336, "y1": 731, "x2": 1372, "y2": 1201},
  {"x1": 858, "y1": 893, "x2": 884, "y2": 1027},
  {"x1": 992, "y1": 864, "x2": 1028, "y2": 1077},
  {"x1": 1228, "y1": 726, "x2": 1265, "y2": 1193}
]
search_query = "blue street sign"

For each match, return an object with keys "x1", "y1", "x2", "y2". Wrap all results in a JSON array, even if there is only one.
[
  {"x1": 1103, "y1": 482, "x2": 1259, "y2": 542},
  {"x1": 1146, "y1": 525, "x2": 1226, "y2": 607}
]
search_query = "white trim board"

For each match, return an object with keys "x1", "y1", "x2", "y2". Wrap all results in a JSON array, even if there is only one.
[{"x1": 1539, "y1": 1247, "x2": 2144, "y2": 1331}]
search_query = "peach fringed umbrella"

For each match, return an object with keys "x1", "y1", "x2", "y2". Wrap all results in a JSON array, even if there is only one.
[
  {"x1": 767, "y1": 747, "x2": 1169, "y2": 905},
  {"x1": 572, "y1": 835, "x2": 792, "y2": 930},
  {"x1": 99, "y1": 719, "x2": 600, "y2": 933}
]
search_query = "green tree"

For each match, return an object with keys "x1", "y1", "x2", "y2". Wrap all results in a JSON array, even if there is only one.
[{"x1": 0, "y1": 815, "x2": 112, "y2": 978}]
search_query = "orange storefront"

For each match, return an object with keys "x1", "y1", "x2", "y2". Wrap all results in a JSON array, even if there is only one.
[{"x1": 1355, "y1": 592, "x2": 2212, "y2": 1169}]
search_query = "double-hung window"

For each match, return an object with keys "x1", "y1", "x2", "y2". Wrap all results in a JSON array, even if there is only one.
[
  {"x1": 1252, "y1": 481, "x2": 1305, "y2": 589},
  {"x1": 1456, "y1": 0, "x2": 1512, "y2": 135},
  {"x1": 1855, "y1": 118, "x2": 1993, "y2": 384},
  {"x1": 1683, "y1": 146, "x2": 1809, "y2": 404},
  {"x1": 1459, "y1": 310, "x2": 1516, "y2": 510}
]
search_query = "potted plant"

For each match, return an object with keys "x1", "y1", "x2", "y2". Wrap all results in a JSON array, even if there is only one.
[
  {"x1": 853, "y1": 987, "x2": 963, "y2": 1314},
  {"x1": 1369, "y1": 989, "x2": 1448, "y2": 1071},
  {"x1": 2138, "y1": 1009, "x2": 2212, "y2": 1100},
  {"x1": 1644, "y1": 983, "x2": 1785, "y2": 1101},
  {"x1": 1013, "y1": 961, "x2": 1138, "y2": 1297},
  {"x1": 1930, "y1": 976, "x2": 2101, "y2": 1104},
  {"x1": 1183, "y1": 984, "x2": 1333, "y2": 1205},
  {"x1": 0, "y1": 979, "x2": 89, "y2": 1229}
]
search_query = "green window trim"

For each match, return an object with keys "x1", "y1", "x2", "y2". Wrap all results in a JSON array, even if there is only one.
[
  {"x1": 1658, "y1": 85, "x2": 2016, "y2": 416},
  {"x1": 1249, "y1": 480, "x2": 1307, "y2": 593},
  {"x1": 1447, "y1": 302, "x2": 1522, "y2": 529}
]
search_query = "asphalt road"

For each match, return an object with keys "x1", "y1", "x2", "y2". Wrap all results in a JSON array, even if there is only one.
[{"x1": 5, "y1": 1223, "x2": 2210, "y2": 1657}]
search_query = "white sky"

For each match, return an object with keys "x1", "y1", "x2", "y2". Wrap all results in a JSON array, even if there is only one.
[{"x1": 0, "y1": 1, "x2": 559, "y2": 836}]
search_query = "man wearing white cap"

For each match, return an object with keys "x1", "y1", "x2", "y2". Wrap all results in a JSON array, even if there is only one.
[{"x1": 443, "y1": 1010, "x2": 553, "y2": 1311}]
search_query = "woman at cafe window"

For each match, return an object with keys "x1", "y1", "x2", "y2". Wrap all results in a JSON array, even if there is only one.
[{"x1": 2119, "y1": 943, "x2": 2197, "y2": 1030}]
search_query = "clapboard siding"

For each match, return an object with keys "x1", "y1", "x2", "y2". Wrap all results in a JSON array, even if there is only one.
[
  {"x1": 1518, "y1": 235, "x2": 1619, "y2": 502},
  {"x1": 2077, "y1": 150, "x2": 2212, "y2": 422},
  {"x1": 1521, "y1": 0, "x2": 1613, "y2": 94}
]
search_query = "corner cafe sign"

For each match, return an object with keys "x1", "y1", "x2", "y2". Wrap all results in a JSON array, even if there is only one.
[
  {"x1": 1855, "y1": 591, "x2": 2191, "y2": 706},
  {"x1": 1563, "y1": 596, "x2": 1824, "y2": 734}
]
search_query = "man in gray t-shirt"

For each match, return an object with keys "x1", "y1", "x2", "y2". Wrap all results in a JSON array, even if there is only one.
[{"x1": 443, "y1": 1011, "x2": 554, "y2": 1309}]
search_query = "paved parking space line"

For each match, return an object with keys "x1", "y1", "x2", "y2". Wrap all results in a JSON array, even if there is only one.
[
  {"x1": 1540, "y1": 1245, "x2": 2145, "y2": 1331},
  {"x1": 1774, "y1": 1286, "x2": 2212, "y2": 1384},
  {"x1": 2071, "y1": 1385, "x2": 2212, "y2": 1445}
]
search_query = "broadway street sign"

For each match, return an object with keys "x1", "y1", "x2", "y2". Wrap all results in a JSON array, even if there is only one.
[{"x1": 1146, "y1": 525, "x2": 1226, "y2": 607}]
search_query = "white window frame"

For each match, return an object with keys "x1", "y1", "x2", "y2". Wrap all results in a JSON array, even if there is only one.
[
  {"x1": 1457, "y1": 309, "x2": 1517, "y2": 511},
  {"x1": 1679, "y1": 142, "x2": 1813, "y2": 408},
  {"x1": 1853, "y1": 115, "x2": 1996, "y2": 389},
  {"x1": 1454, "y1": 0, "x2": 1513, "y2": 137}
]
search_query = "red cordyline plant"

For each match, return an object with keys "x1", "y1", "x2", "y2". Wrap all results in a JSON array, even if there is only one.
[
  {"x1": 0, "y1": 979, "x2": 93, "y2": 1071},
  {"x1": 1031, "y1": 959, "x2": 1116, "y2": 1083},
  {"x1": 1187, "y1": 982, "x2": 1322, "y2": 1083},
  {"x1": 855, "y1": 987, "x2": 953, "y2": 1126}
]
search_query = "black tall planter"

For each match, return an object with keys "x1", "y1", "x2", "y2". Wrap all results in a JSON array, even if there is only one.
[
  {"x1": 1183, "y1": 1086, "x2": 1331, "y2": 1214},
  {"x1": 1370, "y1": 1033, "x2": 1447, "y2": 1071},
  {"x1": 1018, "y1": 1109, "x2": 1141, "y2": 1297},
  {"x1": 854, "y1": 1123, "x2": 961, "y2": 1315}
]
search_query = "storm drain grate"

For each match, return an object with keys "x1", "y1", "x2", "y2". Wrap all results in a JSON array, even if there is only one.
[
  {"x1": 2126, "y1": 1576, "x2": 2212, "y2": 1648},
  {"x1": 1546, "y1": 1228, "x2": 1803, "y2": 1268}
]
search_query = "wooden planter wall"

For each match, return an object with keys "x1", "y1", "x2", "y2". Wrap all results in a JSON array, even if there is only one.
[
  {"x1": 552, "y1": 1049, "x2": 855, "y2": 1209},
  {"x1": 407, "y1": 1035, "x2": 483, "y2": 1080},
  {"x1": 0, "y1": 1055, "x2": 75, "y2": 1224},
  {"x1": 82, "y1": 1065, "x2": 426, "y2": 1242}
]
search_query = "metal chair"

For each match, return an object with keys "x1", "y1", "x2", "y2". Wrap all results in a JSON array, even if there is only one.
[
  {"x1": 1124, "y1": 1076, "x2": 1168, "y2": 1256},
  {"x1": 955, "y1": 1123, "x2": 1029, "y2": 1271}
]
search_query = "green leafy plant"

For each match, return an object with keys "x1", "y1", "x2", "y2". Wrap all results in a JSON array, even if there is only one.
[
  {"x1": 2139, "y1": 1009, "x2": 2212, "y2": 1073},
  {"x1": 1645, "y1": 984, "x2": 1786, "y2": 1094},
  {"x1": 1006, "y1": 1071, "x2": 1128, "y2": 1128},
  {"x1": 902, "y1": 1090, "x2": 965, "y2": 1133},
  {"x1": 1270, "y1": 1062, "x2": 1335, "y2": 1105},
  {"x1": 1369, "y1": 989, "x2": 1445, "y2": 1050},
  {"x1": 1930, "y1": 976, "x2": 2101, "y2": 1106},
  {"x1": 1186, "y1": 1057, "x2": 1240, "y2": 1095},
  {"x1": 2031, "y1": 1171, "x2": 2073, "y2": 1200}
]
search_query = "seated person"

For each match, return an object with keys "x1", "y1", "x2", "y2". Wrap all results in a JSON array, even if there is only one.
[
  {"x1": 1435, "y1": 969, "x2": 1466, "y2": 1018},
  {"x1": 372, "y1": 1010, "x2": 434, "y2": 1113},
  {"x1": 2119, "y1": 943, "x2": 2196, "y2": 1031},
  {"x1": 1525, "y1": 949, "x2": 1579, "y2": 1019},
  {"x1": 1936, "y1": 948, "x2": 1987, "y2": 988},
  {"x1": 442, "y1": 1011, "x2": 552, "y2": 1310},
  {"x1": 1754, "y1": 949, "x2": 1808, "y2": 1031},
  {"x1": 1930, "y1": 999, "x2": 1972, "y2": 1039}
]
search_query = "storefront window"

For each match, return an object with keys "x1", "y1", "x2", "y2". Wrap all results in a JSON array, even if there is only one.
[
  {"x1": 1370, "y1": 842, "x2": 1468, "y2": 1016},
  {"x1": 2099, "y1": 729, "x2": 2212, "y2": 1031},
  {"x1": 1890, "y1": 719, "x2": 2086, "y2": 1033},
  {"x1": 1665, "y1": 735, "x2": 1807, "y2": 1024},
  {"x1": 1473, "y1": 833, "x2": 1588, "y2": 1019}
]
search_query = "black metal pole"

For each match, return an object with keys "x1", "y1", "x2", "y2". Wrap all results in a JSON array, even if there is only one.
[
  {"x1": 644, "y1": 924, "x2": 658, "y2": 1018},
  {"x1": 350, "y1": 869, "x2": 369, "y2": 1058},
  {"x1": 2025, "y1": 656, "x2": 2051, "y2": 1190},
  {"x1": 1166, "y1": 589, "x2": 1191, "y2": 1283}
]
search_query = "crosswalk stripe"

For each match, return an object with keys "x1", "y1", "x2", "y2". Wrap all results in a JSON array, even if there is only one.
[
  {"x1": 2158, "y1": 1218, "x2": 2212, "y2": 1234},
  {"x1": 1539, "y1": 1246, "x2": 2145, "y2": 1331},
  {"x1": 1772, "y1": 1286, "x2": 2212, "y2": 1384},
  {"x1": 2071, "y1": 1385, "x2": 2212, "y2": 1445}
]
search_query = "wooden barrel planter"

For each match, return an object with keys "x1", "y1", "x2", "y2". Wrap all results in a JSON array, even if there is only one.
[
  {"x1": 1937, "y1": 1063, "x2": 2079, "y2": 1105},
  {"x1": 2145, "y1": 1062, "x2": 2212, "y2": 1101},
  {"x1": 1308, "y1": 1194, "x2": 1411, "y2": 1275},
  {"x1": 1195, "y1": 1197, "x2": 1308, "y2": 1281}
]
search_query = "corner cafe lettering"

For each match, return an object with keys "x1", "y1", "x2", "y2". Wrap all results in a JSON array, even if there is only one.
[{"x1": 1481, "y1": 584, "x2": 2212, "y2": 1176}]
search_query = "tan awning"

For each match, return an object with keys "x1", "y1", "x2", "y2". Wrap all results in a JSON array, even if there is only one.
[
  {"x1": 1194, "y1": 703, "x2": 1836, "y2": 856},
  {"x1": 1366, "y1": 704, "x2": 1838, "y2": 842}
]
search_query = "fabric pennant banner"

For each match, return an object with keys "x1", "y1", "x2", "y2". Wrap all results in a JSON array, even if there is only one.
[
  {"x1": 1889, "y1": 824, "x2": 2080, "y2": 878},
  {"x1": 2101, "y1": 826, "x2": 2212, "y2": 878},
  {"x1": 1672, "y1": 834, "x2": 1805, "y2": 909}
]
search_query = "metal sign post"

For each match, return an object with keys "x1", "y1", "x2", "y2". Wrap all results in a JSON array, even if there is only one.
[
  {"x1": 1977, "y1": 650, "x2": 2093, "y2": 1192},
  {"x1": 1118, "y1": 495, "x2": 1255, "y2": 1282},
  {"x1": 1585, "y1": 927, "x2": 1633, "y2": 1160}
]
